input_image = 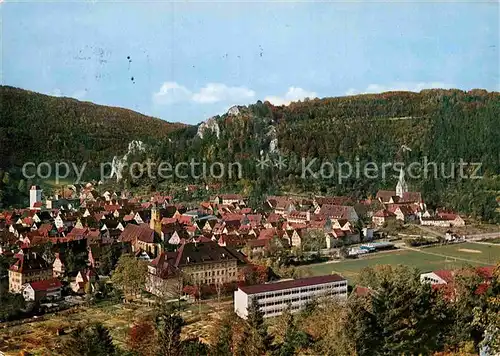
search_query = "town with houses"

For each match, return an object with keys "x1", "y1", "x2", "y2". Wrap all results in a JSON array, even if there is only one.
[{"x1": 0, "y1": 169, "x2": 492, "y2": 321}]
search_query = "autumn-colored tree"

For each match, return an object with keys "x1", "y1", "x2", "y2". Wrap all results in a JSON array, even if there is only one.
[
  {"x1": 182, "y1": 285, "x2": 200, "y2": 300},
  {"x1": 298, "y1": 299, "x2": 356, "y2": 355},
  {"x1": 127, "y1": 320, "x2": 156, "y2": 356},
  {"x1": 240, "y1": 264, "x2": 270, "y2": 285}
]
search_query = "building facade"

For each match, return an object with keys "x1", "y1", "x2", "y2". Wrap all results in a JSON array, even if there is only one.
[
  {"x1": 9, "y1": 250, "x2": 53, "y2": 293},
  {"x1": 22, "y1": 278, "x2": 62, "y2": 302},
  {"x1": 146, "y1": 241, "x2": 246, "y2": 298},
  {"x1": 234, "y1": 274, "x2": 348, "y2": 319}
]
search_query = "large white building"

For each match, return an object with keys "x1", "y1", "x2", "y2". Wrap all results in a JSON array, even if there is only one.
[{"x1": 234, "y1": 274, "x2": 348, "y2": 319}]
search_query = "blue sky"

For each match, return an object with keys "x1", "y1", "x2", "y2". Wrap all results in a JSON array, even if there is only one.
[{"x1": 2, "y1": 1, "x2": 499, "y2": 124}]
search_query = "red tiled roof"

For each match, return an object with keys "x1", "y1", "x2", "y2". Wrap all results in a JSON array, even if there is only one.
[
  {"x1": 317, "y1": 205, "x2": 355, "y2": 220},
  {"x1": 239, "y1": 274, "x2": 346, "y2": 295},
  {"x1": 258, "y1": 228, "x2": 276, "y2": 240},
  {"x1": 29, "y1": 278, "x2": 62, "y2": 291},
  {"x1": 373, "y1": 209, "x2": 396, "y2": 218},
  {"x1": 331, "y1": 229, "x2": 346, "y2": 237},
  {"x1": 222, "y1": 213, "x2": 243, "y2": 222},
  {"x1": 437, "y1": 212, "x2": 461, "y2": 221},
  {"x1": 161, "y1": 217, "x2": 177, "y2": 225},
  {"x1": 119, "y1": 223, "x2": 156, "y2": 243},
  {"x1": 402, "y1": 192, "x2": 422, "y2": 203},
  {"x1": 104, "y1": 204, "x2": 120, "y2": 212},
  {"x1": 266, "y1": 213, "x2": 282, "y2": 223},
  {"x1": 352, "y1": 286, "x2": 373, "y2": 297},
  {"x1": 178, "y1": 215, "x2": 193, "y2": 225}
]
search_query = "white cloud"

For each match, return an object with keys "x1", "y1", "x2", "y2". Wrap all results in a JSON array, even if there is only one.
[
  {"x1": 153, "y1": 81, "x2": 192, "y2": 105},
  {"x1": 265, "y1": 87, "x2": 317, "y2": 106},
  {"x1": 153, "y1": 82, "x2": 255, "y2": 105},
  {"x1": 345, "y1": 82, "x2": 454, "y2": 96},
  {"x1": 192, "y1": 83, "x2": 255, "y2": 104}
]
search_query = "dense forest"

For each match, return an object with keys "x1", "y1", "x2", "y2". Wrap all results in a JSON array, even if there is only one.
[
  {"x1": 0, "y1": 86, "x2": 183, "y2": 207},
  {"x1": 0, "y1": 86, "x2": 184, "y2": 170}
]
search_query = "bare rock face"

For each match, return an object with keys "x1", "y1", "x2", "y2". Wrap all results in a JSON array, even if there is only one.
[
  {"x1": 269, "y1": 138, "x2": 278, "y2": 153},
  {"x1": 227, "y1": 105, "x2": 240, "y2": 116},
  {"x1": 266, "y1": 126, "x2": 278, "y2": 153},
  {"x1": 197, "y1": 117, "x2": 221, "y2": 139},
  {"x1": 110, "y1": 140, "x2": 146, "y2": 181}
]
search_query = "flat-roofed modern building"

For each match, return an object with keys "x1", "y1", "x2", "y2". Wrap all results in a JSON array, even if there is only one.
[{"x1": 234, "y1": 274, "x2": 348, "y2": 319}]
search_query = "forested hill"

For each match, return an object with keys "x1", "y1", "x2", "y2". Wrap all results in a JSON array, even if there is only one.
[
  {"x1": 167, "y1": 89, "x2": 500, "y2": 172},
  {"x1": 0, "y1": 86, "x2": 185, "y2": 169},
  {"x1": 157, "y1": 89, "x2": 500, "y2": 221}
]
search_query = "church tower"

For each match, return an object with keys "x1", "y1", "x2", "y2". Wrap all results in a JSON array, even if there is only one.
[
  {"x1": 30, "y1": 185, "x2": 42, "y2": 208},
  {"x1": 396, "y1": 169, "x2": 408, "y2": 198},
  {"x1": 150, "y1": 204, "x2": 159, "y2": 230},
  {"x1": 150, "y1": 204, "x2": 162, "y2": 234}
]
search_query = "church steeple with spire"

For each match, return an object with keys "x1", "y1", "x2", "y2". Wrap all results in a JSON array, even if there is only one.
[{"x1": 396, "y1": 168, "x2": 408, "y2": 198}]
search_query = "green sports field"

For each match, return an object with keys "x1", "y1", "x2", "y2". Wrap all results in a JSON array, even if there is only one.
[{"x1": 304, "y1": 242, "x2": 500, "y2": 281}]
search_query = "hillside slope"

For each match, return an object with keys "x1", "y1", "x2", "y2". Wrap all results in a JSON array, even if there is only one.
[
  {"x1": 156, "y1": 89, "x2": 500, "y2": 220},
  {"x1": 167, "y1": 89, "x2": 500, "y2": 174},
  {"x1": 0, "y1": 86, "x2": 185, "y2": 169}
]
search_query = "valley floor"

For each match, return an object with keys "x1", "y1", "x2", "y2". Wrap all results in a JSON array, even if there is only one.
[{"x1": 303, "y1": 242, "x2": 500, "y2": 281}]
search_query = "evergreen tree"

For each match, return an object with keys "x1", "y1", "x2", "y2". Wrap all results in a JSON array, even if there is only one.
[
  {"x1": 61, "y1": 322, "x2": 115, "y2": 356},
  {"x1": 211, "y1": 316, "x2": 234, "y2": 356},
  {"x1": 274, "y1": 305, "x2": 309, "y2": 356},
  {"x1": 348, "y1": 267, "x2": 453, "y2": 355},
  {"x1": 181, "y1": 338, "x2": 209, "y2": 356},
  {"x1": 17, "y1": 179, "x2": 26, "y2": 193},
  {"x1": 239, "y1": 298, "x2": 274, "y2": 356},
  {"x1": 155, "y1": 311, "x2": 184, "y2": 356}
]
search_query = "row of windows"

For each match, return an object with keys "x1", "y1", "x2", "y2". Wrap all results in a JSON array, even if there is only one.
[
  {"x1": 255, "y1": 283, "x2": 346, "y2": 300},
  {"x1": 199, "y1": 277, "x2": 235, "y2": 284},
  {"x1": 264, "y1": 299, "x2": 314, "y2": 315},
  {"x1": 190, "y1": 263, "x2": 235, "y2": 271},
  {"x1": 192, "y1": 270, "x2": 236, "y2": 278},
  {"x1": 256, "y1": 289, "x2": 346, "y2": 307}
]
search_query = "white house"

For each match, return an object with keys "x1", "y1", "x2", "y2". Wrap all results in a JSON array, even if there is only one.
[
  {"x1": 234, "y1": 274, "x2": 348, "y2": 319},
  {"x1": 22, "y1": 278, "x2": 62, "y2": 302},
  {"x1": 420, "y1": 270, "x2": 454, "y2": 285},
  {"x1": 420, "y1": 213, "x2": 465, "y2": 227}
]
